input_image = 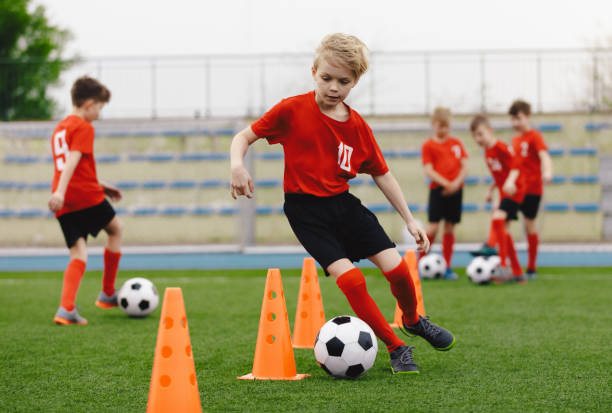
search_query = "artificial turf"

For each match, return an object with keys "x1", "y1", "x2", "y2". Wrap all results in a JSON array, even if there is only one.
[{"x1": 0, "y1": 267, "x2": 610, "y2": 412}]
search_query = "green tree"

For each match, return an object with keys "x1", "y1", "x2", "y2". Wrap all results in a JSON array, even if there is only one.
[{"x1": 0, "y1": 0, "x2": 75, "y2": 120}]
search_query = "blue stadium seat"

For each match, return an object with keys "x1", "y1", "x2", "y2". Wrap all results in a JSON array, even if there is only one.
[
  {"x1": 160, "y1": 206, "x2": 189, "y2": 216},
  {"x1": 548, "y1": 148, "x2": 565, "y2": 157},
  {"x1": 544, "y1": 203, "x2": 570, "y2": 212},
  {"x1": 551, "y1": 175, "x2": 567, "y2": 184},
  {"x1": 132, "y1": 207, "x2": 158, "y2": 216},
  {"x1": 258, "y1": 152, "x2": 284, "y2": 160},
  {"x1": 114, "y1": 207, "x2": 129, "y2": 216},
  {"x1": 178, "y1": 153, "x2": 229, "y2": 161},
  {"x1": 255, "y1": 179, "x2": 282, "y2": 188},
  {"x1": 4, "y1": 155, "x2": 41, "y2": 164},
  {"x1": 255, "y1": 205, "x2": 284, "y2": 215},
  {"x1": 407, "y1": 203, "x2": 420, "y2": 212},
  {"x1": 96, "y1": 155, "x2": 121, "y2": 163},
  {"x1": 193, "y1": 206, "x2": 214, "y2": 215},
  {"x1": 170, "y1": 180, "x2": 197, "y2": 189},
  {"x1": 17, "y1": 208, "x2": 46, "y2": 218},
  {"x1": 147, "y1": 154, "x2": 175, "y2": 162},
  {"x1": 462, "y1": 203, "x2": 479, "y2": 212},
  {"x1": 350, "y1": 178, "x2": 366, "y2": 186},
  {"x1": 571, "y1": 175, "x2": 599, "y2": 184},
  {"x1": 0, "y1": 181, "x2": 15, "y2": 190},
  {"x1": 573, "y1": 203, "x2": 600, "y2": 212},
  {"x1": 569, "y1": 148, "x2": 597, "y2": 156},
  {"x1": 29, "y1": 182, "x2": 51, "y2": 190},
  {"x1": 537, "y1": 123, "x2": 563, "y2": 132},
  {"x1": 464, "y1": 176, "x2": 480, "y2": 185},
  {"x1": 0, "y1": 209, "x2": 15, "y2": 218},
  {"x1": 367, "y1": 204, "x2": 394, "y2": 213},
  {"x1": 218, "y1": 206, "x2": 238, "y2": 215},
  {"x1": 482, "y1": 176, "x2": 494, "y2": 185},
  {"x1": 141, "y1": 181, "x2": 167, "y2": 189},
  {"x1": 585, "y1": 122, "x2": 611, "y2": 131},
  {"x1": 115, "y1": 181, "x2": 140, "y2": 190},
  {"x1": 483, "y1": 203, "x2": 493, "y2": 211},
  {"x1": 213, "y1": 128, "x2": 236, "y2": 136},
  {"x1": 199, "y1": 179, "x2": 227, "y2": 188},
  {"x1": 397, "y1": 149, "x2": 421, "y2": 158}
]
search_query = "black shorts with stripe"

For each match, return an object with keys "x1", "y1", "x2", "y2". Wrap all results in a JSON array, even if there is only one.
[{"x1": 283, "y1": 191, "x2": 395, "y2": 275}]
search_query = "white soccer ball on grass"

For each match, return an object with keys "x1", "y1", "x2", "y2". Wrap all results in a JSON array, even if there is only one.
[
  {"x1": 418, "y1": 253, "x2": 447, "y2": 279},
  {"x1": 117, "y1": 277, "x2": 159, "y2": 317}
]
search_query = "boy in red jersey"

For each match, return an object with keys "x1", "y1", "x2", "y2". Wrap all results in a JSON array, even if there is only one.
[
  {"x1": 49, "y1": 76, "x2": 124, "y2": 325},
  {"x1": 230, "y1": 33, "x2": 455, "y2": 374},
  {"x1": 508, "y1": 100, "x2": 552, "y2": 279},
  {"x1": 420, "y1": 107, "x2": 468, "y2": 280},
  {"x1": 470, "y1": 115, "x2": 526, "y2": 282}
]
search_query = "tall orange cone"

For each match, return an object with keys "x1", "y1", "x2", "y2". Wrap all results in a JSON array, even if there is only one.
[
  {"x1": 238, "y1": 268, "x2": 309, "y2": 381},
  {"x1": 147, "y1": 287, "x2": 202, "y2": 413},
  {"x1": 390, "y1": 250, "x2": 426, "y2": 328},
  {"x1": 292, "y1": 257, "x2": 326, "y2": 349}
]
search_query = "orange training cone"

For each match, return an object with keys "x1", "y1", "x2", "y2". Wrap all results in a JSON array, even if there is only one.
[
  {"x1": 292, "y1": 257, "x2": 326, "y2": 349},
  {"x1": 147, "y1": 287, "x2": 202, "y2": 413},
  {"x1": 238, "y1": 268, "x2": 309, "y2": 381},
  {"x1": 390, "y1": 250, "x2": 426, "y2": 328}
]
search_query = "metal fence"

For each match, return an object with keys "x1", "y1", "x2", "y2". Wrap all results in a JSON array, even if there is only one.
[{"x1": 2, "y1": 48, "x2": 612, "y2": 119}]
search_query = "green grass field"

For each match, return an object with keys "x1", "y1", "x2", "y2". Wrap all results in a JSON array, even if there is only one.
[{"x1": 0, "y1": 267, "x2": 610, "y2": 412}]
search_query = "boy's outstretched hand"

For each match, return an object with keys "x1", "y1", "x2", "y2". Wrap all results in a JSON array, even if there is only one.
[
  {"x1": 407, "y1": 221, "x2": 430, "y2": 253},
  {"x1": 230, "y1": 165, "x2": 255, "y2": 199},
  {"x1": 101, "y1": 182, "x2": 122, "y2": 202}
]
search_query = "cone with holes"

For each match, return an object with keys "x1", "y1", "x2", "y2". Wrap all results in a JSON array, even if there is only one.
[
  {"x1": 292, "y1": 257, "x2": 326, "y2": 349},
  {"x1": 238, "y1": 268, "x2": 309, "y2": 380},
  {"x1": 147, "y1": 287, "x2": 202, "y2": 413},
  {"x1": 390, "y1": 250, "x2": 426, "y2": 328}
]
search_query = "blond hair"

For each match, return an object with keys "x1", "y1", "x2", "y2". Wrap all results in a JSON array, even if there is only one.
[
  {"x1": 313, "y1": 33, "x2": 369, "y2": 80},
  {"x1": 432, "y1": 106, "x2": 451, "y2": 126}
]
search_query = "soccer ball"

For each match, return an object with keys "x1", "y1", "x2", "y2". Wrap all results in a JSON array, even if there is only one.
[
  {"x1": 466, "y1": 256, "x2": 499, "y2": 285},
  {"x1": 314, "y1": 315, "x2": 378, "y2": 379},
  {"x1": 117, "y1": 277, "x2": 159, "y2": 317},
  {"x1": 418, "y1": 253, "x2": 447, "y2": 279}
]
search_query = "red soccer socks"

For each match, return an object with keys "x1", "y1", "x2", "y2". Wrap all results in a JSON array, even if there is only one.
[
  {"x1": 383, "y1": 259, "x2": 419, "y2": 325},
  {"x1": 336, "y1": 267, "x2": 405, "y2": 352},
  {"x1": 60, "y1": 259, "x2": 86, "y2": 311},
  {"x1": 102, "y1": 248, "x2": 121, "y2": 296},
  {"x1": 527, "y1": 233, "x2": 539, "y2": 272},
  {"x1": 442, "y1": 232, "x2": 454, "y2": 268}
]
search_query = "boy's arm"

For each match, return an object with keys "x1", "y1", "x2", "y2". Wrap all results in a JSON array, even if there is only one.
[
  {"x1": 48, "y1": 150, "x2": 82, "y2": 212},
  {"x1": 485, "y1": 182, "x2": 496, "y2": 203},
  {"x1": 423, "y1": 163, "x2": 452, "y2": 188},
  {"x1": 502, "y1": 169, "x2": 519, "y2": 195},
  {"x1": 230, "y1": 126, "x2": 261, "y2": 199},
  {"x1": 539, "y1": 150, "x2": 553, "y2": 184},
  {"x1": 99, "y1": 181, "x2": 122, "y2": 202},
  {"x1": 373, "y1": 171, "x2": 430, "y2": 253},
  {"x1": 443, "y1": 158, "x2": 468, "y2": 195}
]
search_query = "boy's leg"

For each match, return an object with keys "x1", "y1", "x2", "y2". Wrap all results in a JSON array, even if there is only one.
[
  {"x1": 442, "y1": 221, "x2": 455, "y2": 268},
  {"x1": 100, "y1": 216, "x2": 123, "y2": 298},
  {"x1": 505, "y1": 233, "x2": 524, "y2": 279},
  {"x1": 419, "y1": 223, "x2": 438, "y2": 261},
  {"x1": 330, "y1": 259, "x2": 405, "y2": 352},
  {"x1": 524, "y1": 218, "x2": 538, "y2": 274},
  {"x1": 55, "y1": 238, "x2": 88, "y2": 324}
]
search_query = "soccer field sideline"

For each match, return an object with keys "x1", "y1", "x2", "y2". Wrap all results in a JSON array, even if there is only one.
[{"x1": 2, "y1": 243, "x2": 612, "y2": 272}]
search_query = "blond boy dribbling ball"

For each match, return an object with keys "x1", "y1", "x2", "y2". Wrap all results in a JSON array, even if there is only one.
[{"x1": 230, "y1": 33, "x2": 455, "y2": 374}]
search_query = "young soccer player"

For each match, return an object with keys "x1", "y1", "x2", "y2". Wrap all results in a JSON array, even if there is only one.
[
  {"x1": 49, "y1": 76, "x2": 124, "y2": 325},
  {"x1": 508, "y1": 100, "x2": 552, "y2": 278},
  {"x1": 420, "y1": 107, "x2": 468, "y2": 280},
  {"x1": 470, "y1": 115, "x2": 526, "y2": 282},
  {"x1": 230, "y1": 33, "x2": 455, "y2": 374}
]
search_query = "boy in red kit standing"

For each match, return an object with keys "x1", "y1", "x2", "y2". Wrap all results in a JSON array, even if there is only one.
[
  {"x1": 509, "y1": 100, "x2": 552, "y2": 279},
  {"x1": 49, "y1": 76, "x2": 124, "y2": 325},
  {"x1": 470, "y1": 115, "x2": 526, "y2": 283},
  {"x1": 420, "y1": 107, "x2": 468, "y2": 280},
  {"x1": 230, "y1": 33, "x2": 455, "y2": 374}
]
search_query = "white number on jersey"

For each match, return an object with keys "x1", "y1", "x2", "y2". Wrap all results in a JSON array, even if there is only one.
[
  {"x1": 487, "y1": 157, "x2": 503, "y2": 171},
  {"x1": 53, "y1": 129, "x2": 68, "y2": 171},
  {"x1": 520, "y1": 141, "x2": 529, "y2": 157},
  {"x1": 337, "y1": 142, "x2": 354, "y2": 172},
  {"x1": 451, "y1": 144, "x2": 462, "y2": 159}
]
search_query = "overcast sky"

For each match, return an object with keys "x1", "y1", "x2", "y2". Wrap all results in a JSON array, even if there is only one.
[{"x1": 38, "y1": 0, "x2": 612, "y2": 57}]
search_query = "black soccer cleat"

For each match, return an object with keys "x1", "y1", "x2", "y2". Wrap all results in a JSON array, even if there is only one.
[
  {"x1": 390, "y1": 345, "x2": 419, "y2": 374},
  {"x1": 401, "y1": 315, "x2": 455, "y2": 351},
  {"x1": 470, "y1": 243, "x2": 499, "y2": 257}
]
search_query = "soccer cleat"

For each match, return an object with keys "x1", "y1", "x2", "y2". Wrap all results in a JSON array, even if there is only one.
[
  {"x1": 491, "y1": 266, "x2": 513, "y2": 284},
  {"x1": 443, "y1": 268, "x2": 458, "y2": 280},
  {"x1": 401, "y1": 315, "x2": 455, "y2": 351},
  {"x1": 513, "y1": 275, "x2": 528, "y2": 284},
  {"x1": 526, "y1": 269, "x2": 537, "y2": 280},
  {"x1": 54, "y1": 306, "x2": 88, "y2": 325},
  {"x1": 95, "y1": 291, "x2": 118, "y2": 309},
  {"x1": 390, "y1": 345, "x2": 419, "y2": 374},
  {"x1": 470, "y1": 243, "x2": 498, "y2": 257}
]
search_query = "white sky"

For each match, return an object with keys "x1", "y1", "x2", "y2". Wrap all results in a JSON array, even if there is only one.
[{"x1": 38, "y1": 0, "x2": 612, "y2": 57}]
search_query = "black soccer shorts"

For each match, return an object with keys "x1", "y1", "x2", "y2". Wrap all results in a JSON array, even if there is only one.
[
  {"x1": 499, "y1": 197, "x2": 520, "y2": 221},
  {"x1": 57, "y1": 199, "x2": 116, "y2": 248},
  {"x1": 283, "y1": 191, "x2": 395, "y2": 275},
  {"x1": 519, "y1": 194, "x2": 542, "y2": 220},
  {"x1": 427, "y1": 187, "x2": 463, "y2": 224}
]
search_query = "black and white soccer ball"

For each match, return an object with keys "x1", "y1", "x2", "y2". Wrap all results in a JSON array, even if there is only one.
[
  {"x1": 466, "y1": 256, "x2": 499, "y2": 285},
  {"x1": 314, "y1": 315, "x2": 378, "y2": 379},
  {"x1": 418, "y1": 253, "x2": 447, "y2": 279},
  {"x1": 117, "y1": 277, "x2": 159, "y2": 317}
]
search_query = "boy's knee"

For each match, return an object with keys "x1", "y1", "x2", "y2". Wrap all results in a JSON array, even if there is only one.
[{"x1": 107, "y1": 217, "x2": 124, "y2": 236}]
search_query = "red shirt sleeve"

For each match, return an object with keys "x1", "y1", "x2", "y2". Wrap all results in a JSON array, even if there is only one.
[
  {"x1": 358, "y1": 123, "x2": 389, "y2": 176},
  {"x1": 251, "y1": 99, "x2": 290, "y2": 144},
  {"x1": 421, "y1": 140, "x2": 433, "y2": 165},
  {"x1": 531, "y1": 130, "x2": 548, "y2": 152},
  {"x1": 458, "y1": 140, "x2": 468, "y2": 159},
  {"x1": 69, "y1": 123, "x2": 94, "y2": 154}
]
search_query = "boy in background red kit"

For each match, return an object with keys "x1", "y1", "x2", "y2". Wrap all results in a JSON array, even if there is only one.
[
  {"x1": 49, "y1": 76, "x2": 124, "y2": 325},
  {"x1": 420, "y1": 107, "x2": 468, "y2": 280},
  {"x1": 470, "y1": 115, "x2": 526, "y2": 282},
  {"x1": 509, "y1": 100, "x2": 552, "y2": 279},
  {"x1": 230, "y1": 33, "x2": 455, "y2": 375}
]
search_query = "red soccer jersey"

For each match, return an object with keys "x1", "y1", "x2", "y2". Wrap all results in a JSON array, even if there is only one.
[
  {"x1": 485, "y1": 140, "x2": 525, "y2": 203},
  {"x1": 421, "y1": 136, "x2": 468, "y2": 189},
  {"x1": 512, "y1": 129, "x2": 548, "y2": 195},
  {"x1": 51, "y1": 115, "x2": 105, "y2": 217},
  {"x1": 250, "y1": 91, "x2": 389, "y2": 196}
]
